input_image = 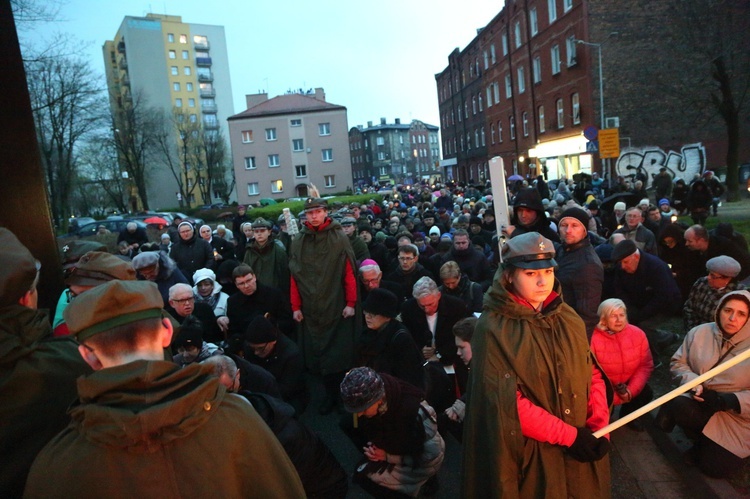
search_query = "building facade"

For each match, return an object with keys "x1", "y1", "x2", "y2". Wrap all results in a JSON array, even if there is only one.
[
  {"x1": 103, "y1": 13, "x2": 234, "y2": 210},
  {"x1": 228, "y1": 88, "x2": 353, "y2": 203},
  {"x1": 348, "y1": 118, "x2": 441, "y2": 187}
]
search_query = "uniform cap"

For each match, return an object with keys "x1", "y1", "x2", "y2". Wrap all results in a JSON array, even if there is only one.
[
  {"x1": 0, "y1": 228, "x2": 39, "y2": 308},
  {"x1": 64, "y1": 251, "x2": 136, "y2": 286},
  {"x1": 501, "y1": 232, "x2": 557, "y2": 269},
  {"x1": 252, "y1": 217, "x2": 273, "y2": 229},
  {"x1": 60, "y1": 240, "x2": 108, "y2": 269}
]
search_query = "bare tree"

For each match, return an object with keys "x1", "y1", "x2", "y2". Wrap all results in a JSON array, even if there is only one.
[
  {"x1": 25, "y1": 52, "x2": 104, "y2": 227},
  {"x1": 664, "y1": 0, "x2": 750, "y2": 200},
  {"x1": 78, "y1": 135, "x2": 128, "y2": 213},
  {"x1": 198, "y1": 127, "x2": 229, "y2": 204}
]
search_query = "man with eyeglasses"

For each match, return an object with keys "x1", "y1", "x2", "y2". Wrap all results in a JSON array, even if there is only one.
[
  {"x1": 614, "y1": 206, "x2": 657, "y2": 256},
  {"x1": 166, "y1": 283, "x2": 222, "y2": 345},
  {"x1": 24, "y1": 279, "x2": 304, "y2": 498},
  {"x1": 0, "y1": 229, "x2": 91, "y2": 498},
  {"x1": 384, "y1": 244, "x2": 435, "y2": 302},
  {"x1": 225, "y1": 264, "x2": 293, "y2": 340},
  {"x1": 684, "y1": 256, "x2": 746, "y2": 331},
  {"x1": 358, "y1": 259, "x2": 401, "y2": 303}
]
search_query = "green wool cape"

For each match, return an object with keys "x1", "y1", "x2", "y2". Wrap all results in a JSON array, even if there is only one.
[
  {"x1": 288, "y1": 219, "x2": 359, "y2": 375},
  {"x1": 461, "y1": 274, "x2": 610, "y2": 498}
]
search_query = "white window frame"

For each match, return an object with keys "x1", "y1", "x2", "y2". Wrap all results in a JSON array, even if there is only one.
[
  {"x1": 564, "y1": 0, "x2": 573, "y2": 12},
  {"x1": 265, "y1": 128, "x2": 277, "y2": 141},
  {"x1": 292, "y1": 139, "x2": 304, "y2": 151},
  {"x1": 268, "y1": 154, "x2": 280, "y2": 167},
  {"x1": 566, "y1": 36, "x2": 578, "y2": 67},
  {"x1": 539, "y1": 106, "x2": 546, "y2": 133},
  {"x1": 322, "y1": 149, "x2": 333, "y2": 162},
  {"x1": 491, "y1": 124, "x2": 496, "y2": 144},
  {"x1": 290, "y1": 119, "x2": 302, "y2": 126},
  {"x1": 551, "y1": 45, "x2": 561, "y2": 74},
  {"x1": 247, "y1": 182, "x2": 259, "y2": 196},
  {"x1": 522, "y1": 112, "x2": 529, "y2": 137},
  {"x1": 530, "y1": 7, "x2": 538, "y2": 36},
  {"x1": 498, "y1": 120, "x2": 503, "y2": 143},
  {"x1": 514, "y1": 21, "x2": 522, "y2": 49},
  {"x1": 510, "y1": 116, "x2": 516, "y2": 140},
  {"x1": 490, "y1": 44, "x2": 497, "y2": 64},
  {"x1": 324, "y1": 175, "x2": 335, "y2": 188},
  {"x1": 502, "y1": 31, "x2": 508, "y2": 56},
  {"x1": 481, "y1": 127, "x2": 486, "y2": 146},
  {"x1": 517, "y1": 66, "x2": 526, "y2": 93},
  {"x1": 486, "y1": 86, "x2": 493, "y2": 107},
  {"x1": 318, "y1": 123, "x2": 331, "y2": 136},
  {"x1": 572, "y1": 93, "x2": 581, "y2": 124},
  {"x1": 493, "y1": 82, "x2": 501, "y2": 103},
  {"x1": 548, "y1": 0, "x2": 558, "y2": 23},
  {"x1": 244, "y1": 156, "x2": 256, "y2": 169},
  {"x1": 556, "y1": 99, "x2": 564, "y2": 129},
  {"x1": 271, "y1": 180, "x2": 283, "y2": 193},
  {"x1": 483, "y1": 50, "x2": 489, "y2": 70},
  {"x1": 376, "y1": 136, "x2": 385, "y2": 146},
  {"x1": 295, "y1": 164, "x2": 307, "y2": 177},
  {"x1": 241, "y1": 130, "x2": 253, "y2": 143},
  {"x1": 505, "y1": 74, "x2": 512, "y2": 99}
]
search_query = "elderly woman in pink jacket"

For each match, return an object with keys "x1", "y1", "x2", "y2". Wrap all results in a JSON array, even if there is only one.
[{"x1": 591, "y1": 298, "x2": 654, "y2": 431}]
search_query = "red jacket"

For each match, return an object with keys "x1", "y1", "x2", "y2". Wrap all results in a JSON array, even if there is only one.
[{"x1": 590, "y1": 323, "x2": 653, "y2": 405}]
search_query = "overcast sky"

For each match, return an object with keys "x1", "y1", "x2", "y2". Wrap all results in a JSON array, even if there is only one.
[{"x1": 20, "y1": 0, "x2": 504, "y2": 129}]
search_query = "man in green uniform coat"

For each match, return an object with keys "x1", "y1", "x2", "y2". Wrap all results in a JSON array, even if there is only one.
[
  {"x1": 0, "y1": 229, "x2": 91, "y2": 498},
  {"x1": 24, "y1": 280, "x2": 304, "y2": 499},
  {"x1": 243, "y1": 217, "x2": 290, "y2": 295},
  {"x1": 289, "y1": 197, "x2": 360, "y2": 414}
]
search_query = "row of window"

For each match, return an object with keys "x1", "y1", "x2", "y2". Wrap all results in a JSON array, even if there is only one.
[
  {"x1": 246, "y1": 175, "x2": 335, "y2": 196},
  {"x1": 167, "y1": 33, "x2": 208, "y2": 45},
  {"x1": 443, "y1": 94, "x2": 580, "y2": 155},
  {"x1": 243, "y1": 149, "x2": 334, "y2": 170},
  {"x1": 240, "y1": 123, "x2": 330, "y2": 144}
]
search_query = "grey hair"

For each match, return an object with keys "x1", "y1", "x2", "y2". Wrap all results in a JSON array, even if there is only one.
[
  {"x1": 412, "y1": 276, "x2": 439, "y2": 299},
  {"x1": 202, "y1": 355, "x2": 238, "y2": 381},
  {"x1": 168, "y1": 283, "x2": 193, "y2": 300},
  {"x1": 359, "y1": 263, "x2": 381, "y2": 275},
  {"x1": 597, "y1": 298, "x2": 627, "y2": 327},
  {"x1": 440, "y1": 261, "x2": 461, "y2": 280},
  {"x1": 126, "y1": 222, "x2": 137, "y2": 230}
]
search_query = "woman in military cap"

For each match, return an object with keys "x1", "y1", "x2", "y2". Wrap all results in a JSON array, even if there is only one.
[{"x1": 462, "y1": 231, "x2": 611, "y2": 498}]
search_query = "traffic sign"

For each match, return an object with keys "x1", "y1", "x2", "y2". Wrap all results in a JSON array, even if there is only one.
[
  {"x1": 599, "y1": 128, "x2": 620, "y2": 159},
  {"x1": 583, "y1": 126, "x2": 598, "y2": 141},
  {"x1": 586, "y1": 140, "x2": 599, "y2": 153}
]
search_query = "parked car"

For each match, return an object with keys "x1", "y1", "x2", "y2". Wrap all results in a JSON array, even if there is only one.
[
  {"x1": 161, "y1": 212, "x2": 204, "y2": 227},
  {"x1": 67, "y1": 217, "x2": 96, "y2": 234},
  {"x1": 71, "y1": 219, "x2": 148, "y2": 238},
  {"x1": 199, "y1": 203, "x2": 229, "y2": 210}
]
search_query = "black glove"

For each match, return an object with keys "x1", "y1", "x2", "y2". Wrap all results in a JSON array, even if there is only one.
[
  {"x1": 567, "y1": 427, "x2": 611, "y2": 462},
  {"x1": 700, "y1": 389, "x2": 740, "y2": 412}
]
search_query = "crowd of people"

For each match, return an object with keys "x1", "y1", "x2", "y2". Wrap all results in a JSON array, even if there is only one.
[{"x1": 2, "y1": 168, "x2": 749, "y2": 497}]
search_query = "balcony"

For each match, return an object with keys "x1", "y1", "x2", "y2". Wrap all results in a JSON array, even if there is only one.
[
  {"x1": 204, "y1": 120, "x2": 219, "y2": 130},
  {"x1": 117, "y1": 41, "x2": 125, "y2": 54},
  {"x1": 121, "y1": 75, "x2": 130, "y2": 87},
  {"x1": 194, "y1": 40, "x2": 210, "y2": 50},
  {"x1": 199, "y1": 88, "x2": 215, "y2": 98},
  {"x1": 197, "y1": 72, "x2": 214, "y2": 82},
  {"x1": 201, "y1": 103, "x2": 218, "y2": 114},
  {"x1": 195, "y1": 57, "x2": 212, "y2": 67},
  {"x1": 119, "y1": 58, "x2": 128, "y2": 70}
]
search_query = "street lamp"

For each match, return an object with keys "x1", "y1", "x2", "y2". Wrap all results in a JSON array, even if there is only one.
[{"x1": 576, "y1": 39, "x2": 604, "y2": 130}]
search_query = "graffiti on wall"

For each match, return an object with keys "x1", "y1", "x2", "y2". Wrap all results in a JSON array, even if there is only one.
[{"x1": 615, "y1": 143, "x2": 706, "y2": 185}]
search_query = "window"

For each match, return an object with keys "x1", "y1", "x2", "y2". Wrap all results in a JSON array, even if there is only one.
[
  {"x1": 182, "y1": 50, "x2": 189, "y2": 60},
  {"x1": 481, "y1": 127, "x2": 486, "y2": 146},
  {"x1": 247, "y1": 182, "x2": 259, "y2": 196},
  {"x1": 322, "y1": 149, "x2": 333, "y2": 162},
  {"x1": 171, "y1": 66, "x2": 178, "y2": 75},
  {"x1": 566, "y1": 36, "x2": 577, "y2": 66},
  {"x1": 292, "y1": 139, "x2": 304, "y2": 151},
  {"x1": 169, "y1": 50, "x2": 176, "y2": 59},
  {"x1": 571, "y1": 93, "x2": 581, "y2": 124},
  {"x1": 193, "y1": 35, "x2": 206, "y2": 45},
  {"x1": 173, "y1": 82, "x2": 180, "y2": 91},
  {"x1": 502, "y1": 31, "x2": 508, "y2": 56},
  {"x1": 486, "y1": 86, "x2": 493, "y2": 107},
  {"x1": 466, "y1": 132, "x2": 472, "y2": 149},
  {"x1": 517, "y1": 66, "x2": 526, "y2": 93},
  {"x1": 175, "y1": 98, "x2": 182, "y2": 107},
  {"x1": 490, "y1": 44, "x2": 497, "y2": 64},
  {"x1": 241, "y1": 130, "x2": 253, "y2": 143},
  {"x1": 167, "y1": 33, "x2": 174, "y2": 43},
  {"x1": 271, "y1": 180, "x2": 283, "y2": 193},
  {"x1": 458, "y1": 106, "x2": 462, "y2": 122},
  {"x1": 325, "y1": 175, "x2": 335, "y2": 187},
  {"x1": 295, "y1": 164, "x2": 307, "y2": 177},
  {"x1": 189, "y1": 114, "x2": 197, "y2": 123},
  {"x1": 564, "y1": 0, "x2": 573, "y2": 12},
  {"x1": 498, "y1": 120, "x2": 503, "y2": 143},
  {"x1": 491, "y1": 124, "x2": 496, "y2": 144},
  {"x1": 510, "y1": 116, "x2": 516, "y2": 140},
  {"x1": 244, "y1": 157, "x2": 256, "y2": 169},
  {"x1": 290, "y1": 119, "x2": 302, "y2": 126},
  {"x1": 505, "y1": 74, "x2": 512, "y2": 98},
  {"x1": 483, "y1": 50, "x2": 489, "y2": 70},
  {"x1": 548, "y1": 0, "x2": 557, "y2": 22},
  {"x1": 377, "y1": 152, "x2": 385, "y2": 160},
  {"x1": 474, "y1": 130, "x2": 479, "y2": 148},
  {"x1": 493, "y1": 81, "x2": 500, "y2": 103},
  {"x1": 551, "y1": 45, "x2": 561, "y2": 74},
  {"x1": 539, "y1": 106, "x2": 546, "y2": 133},
  {"x1": 179, "y1": 34, "x2": 188, "y2": 44},
  {"x1": 268, "y1": 154, "x2": 280, "y2": 167},
  {"x1": 184, "y1": 66, "x2": 191, "y2": 75},
  {"x1": 186, "y1": 82, "x2": 193, "y2": 91},
  {"x1": 556, "y1": 99, "x2": 564, "y2": 128},
  {"x1": 376, "y1": 136, "x2": 384, "y2": 146},
  {"x1": 265, "y1": 128, "x2": 277, "y2": 141},
  {"x1": 319, "y1": 123, "x2": 331, "y2": 135},
  {"x1": 188, "y1": 98, "x2": 195, "y2": 107},
  {"x1": 522, "y1": 112, "x2": 529, "y2": 136},
  {"x1": 514, "y1": 21, "x2": 522, "y2": 48},
  {"x1": 479, "y1": 94, "x2": 483, "y2": 111},
  {"x1": 472, "y1": 96, "x2": 477, "y2": 115},
  {"x1": 530, "y1": 8, "x2": 538, "y2": 36}
]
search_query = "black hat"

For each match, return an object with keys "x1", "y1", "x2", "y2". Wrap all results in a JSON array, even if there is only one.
[
  {"x1": 340, "y1": 367, "x2": 385, "y2": 413},
  {"x1": 512, "y1": 188, "x2": 544, "y2": 212},
  {"x1": 60, "y1": 240, "x2": 108, "y2": 269},
  {"x1": 559, "y1": 207, "x2": 590, "y2": 232},
  {"x1": 359, "y1": 225, "x2": 373, "y2": 235},
  {"x1": 362, "y1": 288, "x2": 399, "y2": 318},
  {"x1": 612, "y1": 239, "x2": 637, "y2": 262},
  {"x1": 304, "y1": 197, "x2": 328, "y2": 212},
  {"x1": 501, "y1": 232, "x2": 557, "y2": 269},
  {"x1": 422, "y1": 210, "x2": 436, "y2": 219},
  {"x1": 587, "y1": 200, "x2": 599, "y2": 211},
  {"x1": 173, "y1": 316, "x2": 204, "y2": 349},
  {"x1": 469, "y1": 216, "x2": 482, "y2": 226},
  {"x1": 245, "y1": 315, "x2": 279, "y2": 344}
]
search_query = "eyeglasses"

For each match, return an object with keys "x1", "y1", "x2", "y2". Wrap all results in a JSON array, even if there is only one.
[
  {"x1": 250, "y1": 343, "x2": 271, "y2": 353},
  {"x1": 398, "y1": 256, "x2": 416, "y2": 262},
  {"x1": 172, "y1": 296, "x2": 194, "y2": 304}
]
